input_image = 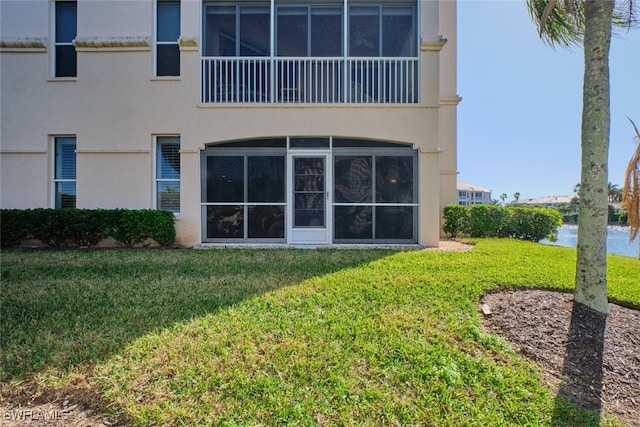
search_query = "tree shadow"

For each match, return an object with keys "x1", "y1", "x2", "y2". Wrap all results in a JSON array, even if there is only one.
[
  {"x1": 0, "y1": 248, "x2": 398, "y2": 383},
  {"x1": 551, "y1": 301, "x2": 607, "y2": 426}
]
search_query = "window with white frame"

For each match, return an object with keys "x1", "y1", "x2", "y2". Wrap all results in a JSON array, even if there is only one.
[
  {"x1": 54, "y1": 1, "x2": 77, "y2": 77},
  {"x1": 54, "y1": 136, "x2": 76, "y2": 208},
  {"x1": 156, "y1": 136, "x2": 181, "y2": 213},
  {"x1": 156, "y1": 0, "x2": 181, "y2": 76}
]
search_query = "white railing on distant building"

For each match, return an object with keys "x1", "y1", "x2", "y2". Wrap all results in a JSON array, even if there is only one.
[{"x1": 201, "y1": 57, "x2": 418, "y2": 104}]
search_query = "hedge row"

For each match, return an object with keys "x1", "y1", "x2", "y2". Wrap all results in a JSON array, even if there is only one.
[
  {"x1": 0, "y1": 209, "x2": 175, "y2": 248},
  {"x1": 443, "y1": 204, "x2": 563, "y2": 242}
]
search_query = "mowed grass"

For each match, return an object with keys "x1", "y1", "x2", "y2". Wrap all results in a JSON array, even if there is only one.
[{"x1": 1, "y1": 240, "x2": 638, "y2": 425}]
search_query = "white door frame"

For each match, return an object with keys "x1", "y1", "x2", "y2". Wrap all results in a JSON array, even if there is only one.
[{"x1": 287, "y1": 150, "x2": 332, "y2": 245}]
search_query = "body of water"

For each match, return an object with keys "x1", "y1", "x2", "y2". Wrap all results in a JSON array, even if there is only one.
[{"x1": 542, "y1": 224, "x2": 639, "y2": 258}]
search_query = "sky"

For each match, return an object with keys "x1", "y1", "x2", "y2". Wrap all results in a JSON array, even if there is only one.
[{"x1": 457, "y1": 0, "x2": 640, "y2": 202}]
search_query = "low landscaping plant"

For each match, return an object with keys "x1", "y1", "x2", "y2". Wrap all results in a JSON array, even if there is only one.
[
  {"x1": 509, "y1": 206, "x2": 563, "y2": 242},
  {"x1": 443, "y1": 204, "x2": 562, "y2": 242},
  {"x1": 467, "y1": 204, "x2": 511, "y2": 238},
  {"x1": 442, "y1": 205, "x2": 470, "y2": 237},
  {"x1": 0, "y1": 208, "x2": 175, "y2": 248}
]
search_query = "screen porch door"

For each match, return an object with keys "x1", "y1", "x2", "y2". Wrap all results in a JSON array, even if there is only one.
[{"x1": 288, "y1": 152, "x2": 331, "y2": 244}]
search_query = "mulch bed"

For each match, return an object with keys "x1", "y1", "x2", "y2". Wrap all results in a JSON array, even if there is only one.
[
  {"x1": 480, "y1": 289, "x2": 640, "y2": 426},
  {"x1": 0, "y1": 375, "x2": 126, "y2": 427}
]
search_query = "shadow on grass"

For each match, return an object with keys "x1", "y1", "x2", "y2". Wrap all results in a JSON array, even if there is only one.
[
  {"x1": 551, "y1": 301, "x2": 607, "y2": 426},
  {"x1": 0, "y1": 248, "x2": 397, "y2": 382}
]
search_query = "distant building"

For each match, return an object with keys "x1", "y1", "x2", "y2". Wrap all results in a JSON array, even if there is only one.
[
  {"x1": 512, "y1": 195, "x2": 574, "y2": 208},
  {"x1": 457, "y1": 182, "x2": 492, "y2": 206}
]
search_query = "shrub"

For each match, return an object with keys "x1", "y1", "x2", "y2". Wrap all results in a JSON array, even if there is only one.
[
  {"x1": 507, "y1": 206, "x2": 563, "y2": 242},
  {"x1": 0, "y1": 210, "x2": 29, "y2": 248},
  {"x1": 110, "y1": 209, "x2": 176, "y2": 247},
  {"x1": 468, "y1": 205, "x2": 511, "y2": 237},
  {"x1": 0, "y1": 209, "x2": 175, "y2": 248},
  {"x1": 442, "y1": 204, "x2": 562, "y2": 242},
  {"x1": 442, "y1": 205, "x2": 470, "y2": 237},
  {"x1": 618, "y1": 210, "x2": 628, "y2": 225}
]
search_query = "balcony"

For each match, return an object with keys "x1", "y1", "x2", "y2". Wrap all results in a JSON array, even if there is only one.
[{"x1": 201, "y1": 57, "x2": 418, "y2": 104}]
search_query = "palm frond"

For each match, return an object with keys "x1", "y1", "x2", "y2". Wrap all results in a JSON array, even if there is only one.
[
  {"x1": 527, "y1": 0, "x2": 585, "y2": 47},
  {"x1": 613, "y1": 0, "x2": 640, "y2": 29},
  {"x1": 528, "y1": 0, "x2": 639, "y2": 46},
  {"x1": 623, "y1": 118, "x2": 640, "y2": 242}
]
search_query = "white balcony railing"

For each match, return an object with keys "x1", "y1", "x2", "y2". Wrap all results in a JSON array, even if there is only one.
[{"x1": 201, "y1": 57, "x2": 418, "y2": 104}]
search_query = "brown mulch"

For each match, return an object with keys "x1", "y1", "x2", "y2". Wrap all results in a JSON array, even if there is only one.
[
  {"x1": 481, "y1": 289, "x2": 640, "y2": 427},
  {"x1": 0, "y1": 375, "x2": 126, "y2": 427},
  {"x1": 423, "y1": 239, "x2": 474, "y2": 252}
]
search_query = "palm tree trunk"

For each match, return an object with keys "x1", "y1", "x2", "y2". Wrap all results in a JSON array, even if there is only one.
[{"x1": 574, "y1": 0, "x2": 614, "y2": 315}]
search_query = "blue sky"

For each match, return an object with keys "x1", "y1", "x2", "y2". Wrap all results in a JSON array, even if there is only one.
[{"x1": 457, "y1": 0, "x2": 640, "y2": 202}]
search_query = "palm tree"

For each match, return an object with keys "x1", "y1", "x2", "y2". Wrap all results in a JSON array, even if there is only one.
[
  {"x1": 623, "y1": 118, "x2": 640, "y2": 257},
  {"x1": 500, "y1": 193, "x2": 508, "y2": 205},
  {"x1": 608, "y1": 182, "x2": 622, "y2": 203},
  {"x1": 513, "y1": 192, "x2": 520, "y2": 202},
  {"x1": 527, "y1": 0, "x2": 637, "y2": 315}
]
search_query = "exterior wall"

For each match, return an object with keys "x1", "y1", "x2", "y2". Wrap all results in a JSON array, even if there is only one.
[
  {"x1": 438, "y1": 0, "x2": 460, "y2": 232},
  {"x1": 0, "y1": 0, "x2": 457, "y2": 247}
]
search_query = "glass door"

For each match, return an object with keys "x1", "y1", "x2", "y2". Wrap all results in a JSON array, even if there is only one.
[{"x1": 288, "y1": 153, "x2": 331, "y2": 244}]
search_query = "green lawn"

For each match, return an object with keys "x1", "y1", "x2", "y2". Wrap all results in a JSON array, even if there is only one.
[{"x1": 1, "y1": 240, "x2": 638, "y2": 425}]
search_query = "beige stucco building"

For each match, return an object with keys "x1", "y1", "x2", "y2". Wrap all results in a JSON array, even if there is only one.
[{"x1": 0, "y1": 0, "x2": 459, "y2": 247}]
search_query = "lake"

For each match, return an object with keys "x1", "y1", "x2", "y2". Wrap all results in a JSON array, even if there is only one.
[{"x1": 542, "y1": 224, "x2": 639, "y2": 258}]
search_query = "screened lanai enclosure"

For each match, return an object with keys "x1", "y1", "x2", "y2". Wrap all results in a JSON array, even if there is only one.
[
  {"x1": 201, "y1": 138, "x2": 418, "y2": 244},
  {"x1": 200, "y1": 0, "x2": 419, "y2": 104}
]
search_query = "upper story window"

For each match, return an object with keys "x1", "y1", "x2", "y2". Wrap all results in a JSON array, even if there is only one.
[
  {"x1": 54, "y1": 136, "x2": 76, "y2": 208},
  {"x1": 203, "y1": 4, "x2": 270, "y2": 56},
  {"x1": 202, "y1": 2, "x2": 416, "y2": 58},
  {"x1": 276, "y1": 6, "x2": 342, "y2": 57},
  {"x1": 156, "y1": 0, "x2": 181, "y2": 76},
  {"x1": 349, "y1": 4, "x2": 416, "y2": 57},
  {"x1": 54, "y1": 1, "x2": 77, "y2": 77}
]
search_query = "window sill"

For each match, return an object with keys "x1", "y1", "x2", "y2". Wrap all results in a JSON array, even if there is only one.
[
  {"x1": 48, "y1": 77, "x2": 78, "y2": 82},
  {"x1": 151, "y1": 76, "x2": 181, "y2": 82}
]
